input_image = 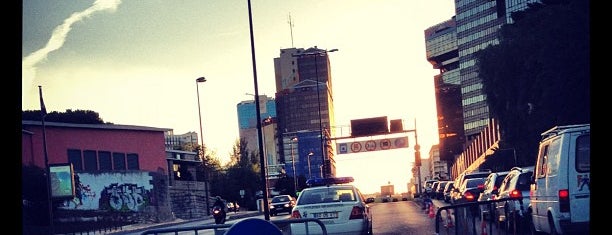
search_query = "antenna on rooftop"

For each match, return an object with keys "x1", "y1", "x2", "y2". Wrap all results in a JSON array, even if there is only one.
[{"x1": 288, "y1": 13, "x2": 295, "y2": 47}]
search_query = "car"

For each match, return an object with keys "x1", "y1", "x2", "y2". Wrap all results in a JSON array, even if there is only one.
[
  {"x1": 290, "y1": 177, "x2": 373, "y2": 235},
  {"x1": 366, "y1": 197, "x2": 375, "y2": 203},
  {"x1": 423, "y1": 180, "x2": 438, "y2": 198},
  {"x1": 494, "y1": 166, "x2": 534, "y2": 233},
  {"x1": 226, "y1": 201, "x2": 240, "y2": 212},
  {"x1": 530, "y1": 124, "x2": 590, "y2": 235},
  {"x1": 450, "y1": 170, "x2": 491, "y2": 204},
  {"x1": 269, "y1": 195, "x2": 295, "y2": 216},
  {"x1": 429, "y1": 181, "x2": 440, "y2": 198},
  {"x1": 442, "y1": 182, "x2": 455, "y2": 203},
  {"x1": 451, "y1": 177, "x2": 486, "y2": 205},
  {"x1": 477, "y1": 170, "x2": 510, "y2": 221},
  {"x1": 435, "y1": 181, "x2": 451, "y2": 200}
]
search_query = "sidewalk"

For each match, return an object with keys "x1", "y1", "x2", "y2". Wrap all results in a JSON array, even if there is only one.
[{"x1": 106, "y1": 210, "x2": 263, "y2": 235}]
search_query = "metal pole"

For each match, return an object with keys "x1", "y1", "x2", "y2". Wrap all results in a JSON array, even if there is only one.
[
  {"x1": 414, "y1": 119, "x2": 421, "y2": 196},
  {"x1": 247, "y1": 0, "x2": 271, "y2": 220},
  {"x1": 195, "y1": 77, "x2": 210, "y2": 216},
  {"x1": 39, "y1": 86, "x2": 54, "y2": 235},
  {"x1": 291, "y1": 137, "x2": 298, "y2": 194},
  {"x1": 307, "y1": 152, "x2": 313, "y2": 179},
  {"x1": 313, "y1": 53, "x2": 325, "y2": 178}
]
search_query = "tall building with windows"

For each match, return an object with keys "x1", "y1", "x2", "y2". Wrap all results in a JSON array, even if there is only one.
[
  {"x1": 425, "y1": 0, "x2": 540, "y2": 178},
  {"x1": 455, "y1": 0, "x2": 539, "y2": 139},
  {"x1": 274, "y1": 47, "x2": 337, "y2": 178},
  {"x1": 236, "y1": 95, "x2": 277, "y2": 163},
  {"x1": 425, "y1": 17, "x2": 464, "y2": 177}
]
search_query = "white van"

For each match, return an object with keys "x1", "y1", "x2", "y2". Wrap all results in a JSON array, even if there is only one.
[{"x1": 529, "y1": 124, "x2": 590, "y2": 234}]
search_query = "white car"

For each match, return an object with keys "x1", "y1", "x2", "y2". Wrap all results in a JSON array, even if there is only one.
[{"x1": 290, "y1": 177, "x2": 373, "y2": 235}]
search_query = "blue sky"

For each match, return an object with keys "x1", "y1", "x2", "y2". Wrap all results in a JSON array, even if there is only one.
[{"x1": 22, "y1": 0, "x2": 456, "y2": 194}]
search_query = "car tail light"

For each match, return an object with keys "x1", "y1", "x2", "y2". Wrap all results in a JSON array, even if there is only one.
[
  {"x1": 291, "y1": 210, "x2": 301, "y2": 219},
  {"x1": 509, "y1": 189, "x2": 522, "y2": 199},
  {"x1": 465, "y1": 191, "x2": 476, "y2": 201},
  {"x1": 349, "y1": 206, "x2": 365, "y2": 220},
  {"x1": 559, "y1": 189, "x2": 570, "y2": 212}
]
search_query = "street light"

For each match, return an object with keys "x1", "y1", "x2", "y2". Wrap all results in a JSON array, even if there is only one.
[
  {"x1": 290, "y1": 137, "x2": 298, "y2": 194},
  {"x1": 195, "y1": 76, "x2": 210, "y2": 215},
  {"x1": 295, "y1": 48, "x2": 338, "y2": 178},
  {"x1": 307, "y1": 151, "x2": 314, "y2": 179}
]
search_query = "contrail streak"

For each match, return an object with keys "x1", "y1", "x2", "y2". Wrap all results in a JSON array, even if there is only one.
[{"x1": 22, "y1": 0, "x2": 122, "y2": 106}]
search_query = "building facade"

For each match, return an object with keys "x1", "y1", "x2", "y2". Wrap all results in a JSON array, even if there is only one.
[
  {"x1": 22, "y1": 120, "x2": 213, "y2": 233},
  {"x1": 423, "y1": 0, "x2": 540, "y2": 179},
  {"x1": 274, "y1": 47, "x2": 337, "y2": 178}
]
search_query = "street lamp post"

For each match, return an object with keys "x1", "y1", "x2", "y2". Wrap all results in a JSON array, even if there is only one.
[
  {"x1": 195, "y1": 76, "x2": 210, "y2": 216},
  {"x1": 307, "y1": 152, "x2": 314, "y2": 179},
  {"x1": 290, "y1": 137, "x2": 298, "y2": 194}
]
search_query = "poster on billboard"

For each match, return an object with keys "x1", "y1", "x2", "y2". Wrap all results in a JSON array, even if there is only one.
[{"x1": 49, "y1": 163, "x2": 75, "y2": 199}]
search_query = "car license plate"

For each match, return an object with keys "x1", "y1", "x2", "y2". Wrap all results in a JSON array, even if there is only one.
[{"x1": 314, "y1": 212, "x2": 338, "y2": 219}]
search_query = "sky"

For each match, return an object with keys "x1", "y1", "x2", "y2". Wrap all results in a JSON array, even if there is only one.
[{"x1": 22, "y1": 0, "x2": 456, "y2": 194}]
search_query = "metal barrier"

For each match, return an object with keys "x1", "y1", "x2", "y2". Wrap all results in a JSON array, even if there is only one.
[
  {"x1": 434, "y1": 198, "x2": 532, "y2": 235},
  {"x1": 139, "y1": 218, "x2": 328, "y2": 235}
]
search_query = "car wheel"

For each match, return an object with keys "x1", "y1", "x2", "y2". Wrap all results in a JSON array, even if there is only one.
[
  {"x1": 528, "y1": 212, "x2": 545, "y2": 235},
  {"x1": 548, "y1": 214, "x2": 559, "y2": 235}
]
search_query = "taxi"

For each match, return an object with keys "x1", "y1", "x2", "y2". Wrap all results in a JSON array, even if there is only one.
[{"x1": 290, "y1": 177, "x2": 373, "y2": 235}]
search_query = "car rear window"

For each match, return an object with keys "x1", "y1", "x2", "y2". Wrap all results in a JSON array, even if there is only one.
[
  {"x1": 466, "y1": 178, "x2": 485, "y2": 188},
  {"x1": 299, "y1": 186, "x2": 355, "y2": 205},
  {"x1": 516, "y1": 172, "x2": 532, "y2": 191},
  {"x1": 272, "y1": 196, "x2": 289, "y2": 203}
]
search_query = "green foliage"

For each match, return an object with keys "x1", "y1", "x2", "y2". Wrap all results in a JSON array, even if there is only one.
[
  {"x1": 475, "y1": 0, "x2": 589, "y2": 166},
  {"x1": 208, "y1": 138, "x2": 265, "y2": 210},
  {"x1": 22, "y1": 109, "x2": 109, "y2": 124}
]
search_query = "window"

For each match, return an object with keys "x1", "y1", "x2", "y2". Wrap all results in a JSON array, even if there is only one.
[
  {"x1": 113, "y1": 152, "x2": 126, "y2": 170},
  {"x1": 127, "y1": 153, "x2": 139, "y2": 170},
  {"x1": 536, "y1": 144, "x2": 548, "y2": 178},
  {"x1": 576, "y1": 134, "x2": 590, "y2": 172},
  {"x1": 98, "y1": 151, "x2": 112, "y2": 170},
  {"x1": 67, "y1": 149, "x2": 83, "y2": 171},
  {"x1": 83, "y1": 150, "x2": 98, "y2": 171}
]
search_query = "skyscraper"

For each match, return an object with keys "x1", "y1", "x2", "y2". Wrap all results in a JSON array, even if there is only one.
[{"x1": 274, "y1": 47, "x2": 337, "y2": 178}]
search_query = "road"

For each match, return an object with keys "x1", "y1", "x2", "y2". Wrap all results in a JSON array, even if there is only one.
[{"x1": 106, "y1": 199, "x2": 452, "y2": 235}]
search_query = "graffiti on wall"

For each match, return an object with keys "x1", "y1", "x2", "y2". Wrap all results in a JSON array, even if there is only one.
[
  {"x1": 59, "y1": 172, "x2": 154, "y2": 212},
  {"x1": 100, "y1": 183, "x2": 149, "y2": 212}
]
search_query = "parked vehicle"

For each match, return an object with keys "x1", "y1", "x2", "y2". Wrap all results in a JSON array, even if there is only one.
[
  {"x1": 451, "y1": 177, "x2": 486, "y2": 205},
  {"x1": 494, "y1": 166, "x2": 534, "y2": 233},
  {"x1": 477, "y1": 170, "x2": 510, "y2": 221},
  {"x1": 530, "y1": 124, "x2": 590, "y2": 235},
  {"x1": 435, "y1": 181, "x2": 451, "y2": 200},
  {"x1": 269, "y1": 195, "x2": 296, "y2": 216},
  {"x1": 443, "y1": 182, "x2": 455, "y2": 203},
  {"x1": 451, "y1": 170, "x2": 490, "y2": 204},
  {"x1": 423, "y1": 180, "x2": 438, "y2": 198}
]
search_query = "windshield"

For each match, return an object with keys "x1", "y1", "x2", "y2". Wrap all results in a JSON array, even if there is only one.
[{"x1": 298, "y1": 186, "x2": 355, "y2": 205}]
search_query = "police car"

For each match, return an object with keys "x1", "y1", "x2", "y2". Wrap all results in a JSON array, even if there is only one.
[{"x1": 290, "y1": 177, "x2": 373, "y2": 235}]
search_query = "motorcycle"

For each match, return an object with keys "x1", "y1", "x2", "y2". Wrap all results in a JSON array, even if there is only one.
[{"x1": 212, "y1": 205, "x2": 226, "y2": 224}]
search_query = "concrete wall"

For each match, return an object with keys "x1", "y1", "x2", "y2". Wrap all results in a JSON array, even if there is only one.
[{"x1": 168, "y1": 181, "x2": 210, "y2": 219}]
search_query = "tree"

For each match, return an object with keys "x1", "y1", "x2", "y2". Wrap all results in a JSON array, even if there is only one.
[
  {"x1": 475, "y1": 0, "x2": 589, "y2": 166},
  {"x1": 22, "y1": 109, "x2": 110, "y2": 124}
]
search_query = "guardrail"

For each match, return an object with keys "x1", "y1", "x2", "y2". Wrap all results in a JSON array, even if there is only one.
[
  {"x1": 139, "y1": 218, "x2": 328, "y2": 235},
  {"x1": 433, "y1": 197, "x2": 531, "y2": 235}
]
